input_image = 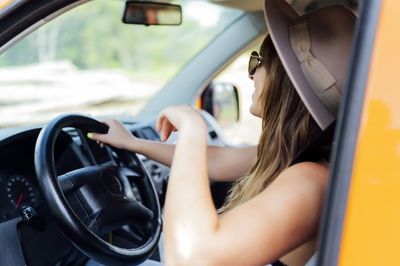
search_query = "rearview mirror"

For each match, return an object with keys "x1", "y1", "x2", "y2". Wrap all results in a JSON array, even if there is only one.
[{"x1": 122, "y1": 1, "x2": 182, "y2": 26}]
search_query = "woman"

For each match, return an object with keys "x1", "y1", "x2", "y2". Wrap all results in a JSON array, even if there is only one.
[{"x1": 88, "y1": 0, "x2": 355, "y2": 264}]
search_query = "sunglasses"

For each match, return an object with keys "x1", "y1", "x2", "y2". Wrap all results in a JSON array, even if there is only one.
[{"x1": 248, "y1": 51, "x2": 263, "y2": 76}]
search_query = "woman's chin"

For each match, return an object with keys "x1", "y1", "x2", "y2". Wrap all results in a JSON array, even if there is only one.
[{"x1": 249, "y1": 105, "x2": 261, "y2": 118}]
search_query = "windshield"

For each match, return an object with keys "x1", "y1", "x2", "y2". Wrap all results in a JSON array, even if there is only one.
[{"x1": 0, "y1": 0, "x2": 242, "y2": 127}]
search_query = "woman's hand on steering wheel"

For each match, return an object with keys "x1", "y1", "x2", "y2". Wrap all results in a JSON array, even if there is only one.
[{"x1": 87, "y1": 118, "x2": 136, "y2": 150}]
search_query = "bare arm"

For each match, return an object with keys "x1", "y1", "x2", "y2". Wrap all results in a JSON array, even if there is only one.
[
  {"x1": 133, "y1": 139, "x2": 256, "y2": 181},
  {"x1": 156, "y1": 105, "x2": 329, "y2": 265},
  {"x1": 88, "y1": 119, "x2": 257, "y2": 182}
]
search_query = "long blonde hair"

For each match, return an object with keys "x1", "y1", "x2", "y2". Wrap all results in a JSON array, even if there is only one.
[{"x1": 219, "y1": 35, "x2": 322, "y2": 213}]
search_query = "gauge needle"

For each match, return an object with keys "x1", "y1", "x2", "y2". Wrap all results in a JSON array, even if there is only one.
[{"x1": 16, "y1": 194, "x2": 23, "y2": 208}]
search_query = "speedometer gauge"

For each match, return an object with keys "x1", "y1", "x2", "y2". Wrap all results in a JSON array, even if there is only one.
[{"x1": 6, "y1": 176, "x2": 36, "y2": 209}]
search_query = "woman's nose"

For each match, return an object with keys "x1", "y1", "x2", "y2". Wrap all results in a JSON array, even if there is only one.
[{"x1": 248, "y1": 73, "x2": 254, "y2": 80}]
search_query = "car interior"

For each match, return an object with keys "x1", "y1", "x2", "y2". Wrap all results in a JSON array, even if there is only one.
[{"x1": 0, "y1": 0, "x2": 359, "y2": 265}]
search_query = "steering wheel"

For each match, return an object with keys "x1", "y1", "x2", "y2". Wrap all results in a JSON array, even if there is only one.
[{"x1": 34, "y1": 114, "x2": 162, "y2": 265}]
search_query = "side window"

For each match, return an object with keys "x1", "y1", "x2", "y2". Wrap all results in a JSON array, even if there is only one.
[{"x1": 213, "y1": 41, "x2": 263, "y2": 145}]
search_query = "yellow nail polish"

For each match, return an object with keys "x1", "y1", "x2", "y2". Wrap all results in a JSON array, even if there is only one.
[{"x1": 87, "y1": 133, "x2": 93, "y2": 139}]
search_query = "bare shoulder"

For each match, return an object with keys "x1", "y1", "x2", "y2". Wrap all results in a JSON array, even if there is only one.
[
  {"x1": 285, "y1": 161, "x2": 329, "y2": 179},
  {"x1": 214, "y1": 162, "x2": 330, "y2": 265},
  {"x1": 254, "y1": 161, "x2": 330, "y2": 214},
  {"x1": 272, "y1": 161, "x2": 330, "y2": 196}
]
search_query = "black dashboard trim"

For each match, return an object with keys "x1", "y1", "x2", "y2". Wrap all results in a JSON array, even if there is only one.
[{"x1": 0, "y1": 217, "x2": 26, "y2": 266}]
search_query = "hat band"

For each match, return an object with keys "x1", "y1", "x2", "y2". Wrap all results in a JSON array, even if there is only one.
[{"x1": 289, "y1": 22, "x2": 341, "y2": 116}]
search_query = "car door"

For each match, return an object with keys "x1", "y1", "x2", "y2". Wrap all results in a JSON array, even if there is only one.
[{"x1": 316, "y1": 0, "x2": 400, "y2": 265}]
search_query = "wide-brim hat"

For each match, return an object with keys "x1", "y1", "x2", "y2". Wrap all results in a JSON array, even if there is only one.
[{"x1": 264, "y1": 0, "x2": 356, "y2": 130}]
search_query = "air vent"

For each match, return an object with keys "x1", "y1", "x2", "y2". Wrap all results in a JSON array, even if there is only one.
[
  {"x1": 131, "y1": 130, "x2": 140, "y2": 138},
  {"x1": 64, "y1": 127, "x2": 78, "y2": 136},
  {"x1": 64, "y1": 127, "x2": 81, "y2": 145},
  {"x1": 140, "y1": 127, "x2": 159, "y2": 141}
]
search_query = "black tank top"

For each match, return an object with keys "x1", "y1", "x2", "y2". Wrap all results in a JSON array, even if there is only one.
[{"x1": 271, "y1": 259, "x2": 287, "y2": 266}]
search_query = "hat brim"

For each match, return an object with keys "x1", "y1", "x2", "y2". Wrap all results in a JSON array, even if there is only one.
[{"x1": 265, "y1": 0, "x2": 335, "y2": 130}]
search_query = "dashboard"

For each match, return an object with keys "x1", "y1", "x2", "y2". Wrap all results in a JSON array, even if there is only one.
[
  {"x1": 0, "y1": 112, "x2": 228, "y2": 266},
  {"x1": 0, "y1": 111, "x2": 226, "y2": 225}
]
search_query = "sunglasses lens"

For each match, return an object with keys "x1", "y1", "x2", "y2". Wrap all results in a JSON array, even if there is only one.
[
  {"x1": 248, "y1": 57, "x2": 258, "y2": 75},
  {"x1": 248, "y1": 51, "x2": 260, "y2": 75}
]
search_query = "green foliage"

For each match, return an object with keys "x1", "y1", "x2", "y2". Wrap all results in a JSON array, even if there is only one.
[{"x1": 0, "y1": 0, "x2": 241, "y2": 82}]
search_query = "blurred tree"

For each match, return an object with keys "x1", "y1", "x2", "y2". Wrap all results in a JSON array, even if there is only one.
[{"x1": 0, "y1": 0, "x2": 241, "y2": 81}]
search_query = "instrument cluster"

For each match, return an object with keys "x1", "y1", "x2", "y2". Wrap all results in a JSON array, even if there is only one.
[{"x1": 0, "y1": 171, "x2": 41, "y2": 223}]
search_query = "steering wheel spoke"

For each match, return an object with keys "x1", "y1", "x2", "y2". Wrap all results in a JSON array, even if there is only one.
[
  {"x1": 58, "y1": 166, "x2": 105, "y2": 194},
  {"x1": 59, "y1": 165, "x2": 154, "y2": 230},
  {"x1": 96, "y1": 201, "x2": 154, "y2": 234}
]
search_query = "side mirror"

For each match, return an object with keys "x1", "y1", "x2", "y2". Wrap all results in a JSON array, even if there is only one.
[
  {"x1": 200, "y1": 82, "x2": 240, "y2": 127},
  {"x1": 122, "y1": 1, "x2": 182, "y2": 26}
]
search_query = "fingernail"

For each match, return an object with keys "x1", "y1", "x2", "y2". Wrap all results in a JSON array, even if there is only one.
[
  {"x1": 87, "y1": 133, "x2": 93, "y2": 139},
  {"x1": 96, "y1": 140, "x2": 99, "y2": 144}
]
